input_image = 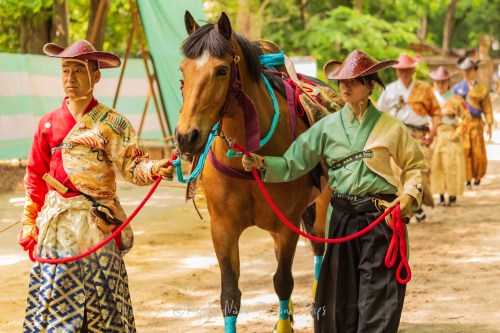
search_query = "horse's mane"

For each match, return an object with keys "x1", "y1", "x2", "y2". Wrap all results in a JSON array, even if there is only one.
[{"x1": 182, "y1": 23, "x2": 262, "y2": 82}]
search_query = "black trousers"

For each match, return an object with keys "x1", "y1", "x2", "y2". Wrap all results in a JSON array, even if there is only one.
[{"x1": 313, "y1": 195, "x2": 406, "y2": 333}]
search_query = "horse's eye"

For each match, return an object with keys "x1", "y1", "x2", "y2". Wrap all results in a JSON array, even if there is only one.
[{"x1": 216, "y1": 67, "x2": 229, "y2": 76}]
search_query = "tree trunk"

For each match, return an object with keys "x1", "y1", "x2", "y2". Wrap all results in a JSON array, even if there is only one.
[
  {"x1": 236, "y1": 0, "x2": 253, "y2": 38},
  {"x1": 353, "y1": 0, "x2": 363, "y2": 12},
  {"x1": 417, "y1": 15, "x2": 427, "y2": 42},
  {"x1": 297, "y1": 0, "x2": 308, "y2": 29},
  {"x1": 86, "y1": 0, "x2": 110, "y2": 49},
  {"x1": 19, "y1": 14, "x2": 52, "y2": 54},
  {"x1": 442, "y1": 0, "x2": 458, "y2": 55},
  {"x1": 52, "y1": 0, "x2": 70, "y2": 47},
  {"x1": 477, "y1": 35, "x2": 493, "y2": 89}
]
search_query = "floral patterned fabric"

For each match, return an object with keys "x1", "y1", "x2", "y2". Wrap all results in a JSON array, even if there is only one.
[
  {"x1": 406, "y1": 81, "x2": 441, "y2": 117},
  {"x1": 62, "y1": 104, "x2": 155, "y2": 199},
  {"x1": 23, "y1": 192, "x2": 135, "y2": 333}
]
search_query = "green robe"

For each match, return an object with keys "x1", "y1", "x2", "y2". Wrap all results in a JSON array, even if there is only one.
[{"x1": 264, "y1": 103, "x2": 397, "y2": 197}]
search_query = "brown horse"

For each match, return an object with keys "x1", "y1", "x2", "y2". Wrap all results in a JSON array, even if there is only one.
[{"x1": 175, "y1": 11, "x2": 331, "y2": 332}]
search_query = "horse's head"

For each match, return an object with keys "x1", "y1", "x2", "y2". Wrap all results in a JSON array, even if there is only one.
[{"x1": 175, "y1": 11, "x2": 261, "y2": 155}]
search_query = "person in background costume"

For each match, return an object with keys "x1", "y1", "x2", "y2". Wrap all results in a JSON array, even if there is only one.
[
  {"x1": 429, "y1": 66, "x2": 467, "y2": 206},
  {"x1": 17, "y1": 40, "x2": 174, "y2": 333},
  {"x1": 452, "y1": 56, "x2": 493, "y2": 189},
  {"x1": 431, "y1": 65, "x2": 453, "y2": 105},
  {"x1": 376, "y1": 53, "x2": 441, "y2": 223},
  {"x1": 242, "y1": 49, "x2": 427, "y2": 333}
]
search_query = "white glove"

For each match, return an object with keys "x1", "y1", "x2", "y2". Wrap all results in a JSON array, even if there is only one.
[
  {"x1": 152, "y1": 160, "x2": 175, "y2": 180},
  {"x1": 19, "y1": 221, "x2": 38, "y2": 243},
  {"x1": 242, "y1": 153, "x2": 266, "y2": 172},
  {"x1": 384, "y1": 194, "x2": 415, "y2": 217}
]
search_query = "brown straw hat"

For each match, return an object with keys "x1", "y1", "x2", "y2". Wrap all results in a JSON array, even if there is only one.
[
  {"x1": 323, "y1": 49, "x2": 398, "y2": 80},
  {"x1": 43, "y1": 40, "x2": 121, "y2": 69}
]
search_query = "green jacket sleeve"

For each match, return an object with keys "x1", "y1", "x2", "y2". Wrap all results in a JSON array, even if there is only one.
[{"x1": 262, "y1": 120, "x2": 327, "y2": 183}]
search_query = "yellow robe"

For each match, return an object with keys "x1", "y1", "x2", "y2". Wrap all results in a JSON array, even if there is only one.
[
  {"x1": 431, "y1": 125, "x2": 466, "y2": 196},
  {"x1": 454, "y1": 81, "x2": 493, "y2": 182},
  {"x1": 431, "y1": 95, "x2": 467, "y2": 197}
]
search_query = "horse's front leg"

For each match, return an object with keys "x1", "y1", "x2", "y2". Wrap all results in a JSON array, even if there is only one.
[
  {"x1": 211, "y1": 217, "x2": 242, "y2": 333},
  {"x1": 310, "y1": 187, "x2": 331, "y2": 298},
  {"x1": 273, "y1": 224, "x2": 300, "y2": 333}
]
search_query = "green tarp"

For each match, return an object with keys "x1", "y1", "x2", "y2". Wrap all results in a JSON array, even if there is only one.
[
  {"x1": 137, "y1": 0, "x2": 206, "y2": 134},
  {"x1": 0, "y1": 1, "x2": 205, "y2": 160},
  {"x1": 0, "y1": 53, "x2": 161, "y2": 160}
]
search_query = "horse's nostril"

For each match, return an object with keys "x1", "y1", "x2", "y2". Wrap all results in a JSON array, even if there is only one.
[
  {"x1": 175, "y1": 128, "x2": 201, "y2": 153},
  {"x1": 189, "y1": 129, "x2": 200, "y2": 145}
]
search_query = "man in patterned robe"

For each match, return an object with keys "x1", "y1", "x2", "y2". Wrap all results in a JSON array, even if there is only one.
[
  {"x1": 18, "y1": 40, "x2": 174, "y2": 333},
  {"x1": 377, "y1": 53, "x2": 441, "y2": 222}
]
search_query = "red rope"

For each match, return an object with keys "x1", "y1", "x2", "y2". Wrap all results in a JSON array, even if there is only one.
[
  {"x1": 284, "y1": 78, "x2": 305, "y2": 117},
  {"x1": 231, "y1": 143, "x2": 411, "y2": 284},
  {"x1": 385, "y1": 204, "x2": 411, "y2": 284},
  {"x1": 296, "y1": 73, "x2": 317, "y2": 86},
  {"x1": 22, "y1": 157, "x2": 175, "y2": 264}
]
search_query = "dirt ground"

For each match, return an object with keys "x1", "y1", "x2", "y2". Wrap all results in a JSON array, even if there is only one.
[{"x1": 1, "y1": 106, "x2": 500, "y2": 333}]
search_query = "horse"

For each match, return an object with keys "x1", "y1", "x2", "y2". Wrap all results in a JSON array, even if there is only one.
[{"x1": 175, "y1": 11, "x2": 334, "y2": 332}]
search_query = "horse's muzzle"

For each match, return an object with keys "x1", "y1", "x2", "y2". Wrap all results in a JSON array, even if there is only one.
[{"x1": 175, "y1": 127, "x2": 202, "y2": 154}]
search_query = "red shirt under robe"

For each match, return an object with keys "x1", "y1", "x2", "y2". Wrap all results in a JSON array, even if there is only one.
[{"x1": 24, "y1": 97, "x2": 98, "y2": 207}]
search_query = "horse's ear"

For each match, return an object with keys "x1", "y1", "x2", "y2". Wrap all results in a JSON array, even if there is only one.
[
  {"x1": 217, "y1": 12, "x2": 232, "y2": 40},
  {"x1": 184, "y1": 11, "x2": 200, "y2": 35}
]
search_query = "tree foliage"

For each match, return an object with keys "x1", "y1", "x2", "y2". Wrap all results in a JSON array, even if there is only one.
[
  {"x1": 0, "y1": 0, "x2": 133, "y2": 55},
  {"x1": 0, "y1": 0, "x2": 53, "y2": 52},
  {"x1": 0, "y1": 0, "x2": 499, "y2": 60}
]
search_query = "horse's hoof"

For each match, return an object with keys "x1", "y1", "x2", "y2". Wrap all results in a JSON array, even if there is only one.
[
  {"x1": 273, "y1": 318, "x2": 294, "y2": 333},
  {"x1": 273, "y1": 326, "x2": 294, "y2": 333}
]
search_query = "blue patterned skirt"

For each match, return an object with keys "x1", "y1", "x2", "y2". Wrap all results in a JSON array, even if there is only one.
[{"x1": 23, "y1": 192, "x2": 135, "y2": 333}]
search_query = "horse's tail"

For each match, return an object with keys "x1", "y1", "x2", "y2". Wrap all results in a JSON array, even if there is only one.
[
  {"x1": 300, "y1": 203, "x2": 316, "y2": 236},
  {"x1": 301, "y1": 202, "x2": 327, "y2": 256}
]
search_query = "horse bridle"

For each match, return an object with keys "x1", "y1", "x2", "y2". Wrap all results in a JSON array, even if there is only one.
[
  {"x1": 178, "y1": 40, "x2": 261, "y2": 155},
  {"x1": 210, "y1": 42, "x2": 261, "y2": 153}
]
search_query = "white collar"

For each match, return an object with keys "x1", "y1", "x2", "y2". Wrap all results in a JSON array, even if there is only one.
[{"x1": 397, "y1": 78, "x2": 415, "y2": 92}]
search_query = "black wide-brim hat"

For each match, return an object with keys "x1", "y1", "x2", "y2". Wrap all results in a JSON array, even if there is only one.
[{"x1": 43, "y1": 40, "x2": 121, "y2": 69}]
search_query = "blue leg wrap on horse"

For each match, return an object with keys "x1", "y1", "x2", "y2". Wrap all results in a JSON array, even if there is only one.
[
  {"x1": 314, "y1": 255, "x2": 323, "y2": 280},
  {"x1": 224, "y1": 315, "x2": 237, "y2": 333},
  {"x1": 279, "y1": 299, "x2": 290, "y2": 320}
]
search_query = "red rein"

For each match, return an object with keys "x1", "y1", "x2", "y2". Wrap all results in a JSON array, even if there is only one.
[
  {"x1": 231, "y1": 143, "x2": 411, "y2": 284},
  {"x1": 21, "y1": 149, "x2": 411, "y2": 284},
  {"x1": 21, "y1": 157, "x2": 176, "y2": 264}
]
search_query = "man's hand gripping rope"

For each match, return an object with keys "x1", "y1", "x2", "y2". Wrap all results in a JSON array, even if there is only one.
[{"x1": 18, "y1": 154, "x2": 178, "y2": 264}]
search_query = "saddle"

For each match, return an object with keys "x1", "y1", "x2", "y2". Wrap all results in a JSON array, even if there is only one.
[{"x1": 258, "y1": 40, "x2": 344, "y2": 126}]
